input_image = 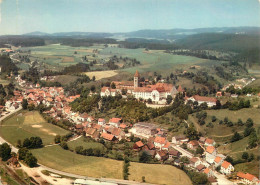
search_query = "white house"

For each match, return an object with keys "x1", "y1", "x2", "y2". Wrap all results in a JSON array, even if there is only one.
[
  {"x1": 98, "y1": 118, "x2": 106, "y2": 126},
  {"x1": 206, "y1": 146, "x2": 217, "y2": 164},
  {"x1": 220, "y1": 161, "x2": 234, "y2": 175},
  {"x1": 186, "y1": 95, "x2": 217, "y2": 107},
  {"x1": 203, "y1": 168, "x2": 214, "y2": 178},
  {"x1": 109, "y1": 118, "x2": 122, "y2": 128},
  {"x1": 237, "y1": 172, "x2": 259, "y2": 185},
  {"x1": 189, "y1": 157, "x2": 201, "y2": 168}
]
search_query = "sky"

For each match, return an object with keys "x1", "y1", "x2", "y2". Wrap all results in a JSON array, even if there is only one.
[{"x1": 0, "y1": 0, "x2": 260, "y2": 35}]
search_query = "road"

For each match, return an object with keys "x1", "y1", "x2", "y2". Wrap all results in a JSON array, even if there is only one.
[
  {"x1": 172, "y1": 145, "x2": 193, "y2": 158},
  {"x1": 0, "y1": 107, "x2": 154, "y2": 185}
]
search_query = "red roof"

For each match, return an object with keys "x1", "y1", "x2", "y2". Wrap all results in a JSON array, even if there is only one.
[
  {"x1": 193, "y1": 95, "x2": 217, "y2": 103},
  {"x1": 221, "y1": 161, "x2": 231, "y2": 169},
  {"x1": 204, "y1": 168, "x2": 210, "y2": 174},
  {"x1": 135, "y1": 141, "x2": 144, "y2": 148},
  {"x1": 214, "y1": 156, "x2": 222, "y2": 163},
  {"x1": 188, "y1": 140, "x2": 199, "y2": 146},
  {"x1": 101, "y1": 133, "x2": 115, "y2": 141},
  {"x1": 177, "y1": 85, "x2": 184, "y2": 92},
  {"x1": 134, "y1": 70, "x2": 140, "y2": 77},
  {"x1": 206, "y1": 146, "x2": 215, "y2": 154},
  {"x1": 154, "y1": 136, "x2": 166, "y2": 144},
  {"x1": 237, "y1": 172, "x2": 258, "y2": 181},
  {"x1": 109, "y1": 118, "x2": 121, "y2": 123},
  {"x1": 205, "y1": 138, "x2": 214, "y2": 144}
]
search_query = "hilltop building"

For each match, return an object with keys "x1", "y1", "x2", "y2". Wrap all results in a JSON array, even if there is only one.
[{"x1": 101, "y1": 70, "x2": 178, "y2": 104}]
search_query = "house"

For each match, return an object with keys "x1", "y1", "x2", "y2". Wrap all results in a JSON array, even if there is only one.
[
  {"x1": 237, "y1": 172, "x2": 259, "y2": 185},
  {"x1": 214, "y1": 156, "x2": 224, "y2": 167},
  {"x1": 133, "y1": 141, "x2": 144, "y2": 150},
  {"x1": 205, "y1": 146, "x2": 217, "y2": 164},
  {"x1": 199, "y1": 137, "x2": 206, "y2": 144},
  {"x1": 189, "y1": 157, "x2": 201, "y2": 168},
  {"x1": 110, "y1": 127, "x2": 125, "y2": 140},
  {"x1": 7, "y1": 156, "x2": 20, "y2": 168},
  {"x1": 101, "y1": 133, "x2": 116, "y2": 141},
  {"x1": 78, "y1": 113, "x2": 89, "y2": 122},
  {"x1": 205, "y1": 138, "x2": 216, "y2": 146},
  {"x1": 203, "y1": 168, "x2": 214, "y2": 177},
  {"x1": 187, "y1": 140, "x2": 199, "y2": 150},
  {"x1": 154, "y1": 136, "x2": 166, "y2": 149},
  {"x1": 186, "y1": 95, "x2": 217, "y2": 107},
  {"x1": 168, "y1": 149, "x2": 181, "y2": 159},
  {"x1": 130, "y1": 122, "x2": 157, "y2": 138},
  {"x1": 75, "y1": 124, "x2": 84, "y2": 133},
  {"x1": 109, "y1": 118, "x2": 122, "y2": 128},
  {"x1": 196, "y1": 164, "x2": 206, "y2": 172},
  {"x1": 220, "y1": 161, "x2": 234, "y2": 175},
  {"x1": 172, "y1": 135, "x2": 188, "y2": 145},
  {"x1": 98, "y1": 118, "x2": 106, "y2": 126},
  {"x1": 155, "y1": 150, "x2": 168, "y2": 161}
]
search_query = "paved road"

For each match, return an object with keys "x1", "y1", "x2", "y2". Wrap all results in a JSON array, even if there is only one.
[{"x1": 173, "y1": 145, "x2": 193, "y2": 159}]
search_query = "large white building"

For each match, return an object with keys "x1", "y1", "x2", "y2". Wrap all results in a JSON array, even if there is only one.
[{"x1": 100, "y1": 70, "x2": 178, "y2": 103}]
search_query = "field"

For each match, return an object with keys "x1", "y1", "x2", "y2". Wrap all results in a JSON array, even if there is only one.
[
  {"x1": 100, "y1": 47, "x2": 215, "y2": 74},
  {"x1": 83, "y1": 70, "x2": 118, "y2": 80},
  {"x1": 129, "y1": 162, "x2": 192, "y2": 185},
  {"x1": 205, "y1": 108, "x2": 260, "y2": 126},
  {"x1": 67, "y1": 136, "x2": 105, "y2": 151},
  {"x1": 0, "y1": 78, "x2": 10, "y2": 85},
  {"x1": 31, "y1": 145, "x2": 191, "y2": 184},
  {"x1": 32, "y1": 145, "x2": 123, "y2": 179},
  {"x1": 0, "y1": 111, "x2": 69, "y2": 145}
]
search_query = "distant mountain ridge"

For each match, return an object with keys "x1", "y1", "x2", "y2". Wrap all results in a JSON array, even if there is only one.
[{"x1": 23, "y1": 27, "x2": 260, "y2": 40}]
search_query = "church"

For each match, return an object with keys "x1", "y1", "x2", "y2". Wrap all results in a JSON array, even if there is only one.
[{"x1": 101, "y1": 70, "x2": 178, "y2": 104}]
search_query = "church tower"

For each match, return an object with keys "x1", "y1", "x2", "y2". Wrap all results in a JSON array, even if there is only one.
[{"x1": 134, "y1": 70, "x2": 140, "y2": 88}]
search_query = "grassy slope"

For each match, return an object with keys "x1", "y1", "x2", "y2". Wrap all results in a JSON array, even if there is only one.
[
  {"x1": 32, "y1": 145, "x2": 191, "y2": 184},
  {"x1": 129, "y1": 162, "x2": 192, "y2": 185},
  {"x1": 32, "y1": 145, "x2": 124, "y2": 179},
  {"x1": 0, "y1": 111, "x2": 69, "y2": 145},
  {"x1": 67, "y1": 137, "x2": 105, "y2": 151}
]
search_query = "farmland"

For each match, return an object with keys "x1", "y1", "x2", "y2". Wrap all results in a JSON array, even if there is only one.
[
  {"x1": 83, "y1": 70, "x2": 118, "y2": 81},
  {"x1": 32, "y1": 145, "x2": 124, "y2": 179},
  {"x1": 67, "y1": 136, "x2": 105, "y2": 151},
  {"x1": 0, "y1": 111, "x2": 69, "y2": 145},
  {"x1": 129, "y1": 162, "x2": 192, "y2": 185},
  {"x1": 31, "y1": 145, "x2": 191, "y2": 185}
]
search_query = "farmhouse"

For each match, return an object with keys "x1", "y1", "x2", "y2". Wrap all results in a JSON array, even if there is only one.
[
  {"x1": 185, "y1": 95, "x2": 217, "y2": 107},
  {"x1": 237, "y1": 172, "x2": 259, "y2": 184},
  {"x1": 100, "y1": 70, "x2": 178, "y2": 104}
]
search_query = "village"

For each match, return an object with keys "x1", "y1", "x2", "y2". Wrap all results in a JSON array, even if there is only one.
[{"x1": 0, "y1": 72, "x2": 256, "y2": 185}]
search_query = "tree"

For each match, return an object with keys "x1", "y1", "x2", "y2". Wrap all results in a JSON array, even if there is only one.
[
  {"x1": 147, "y1": 98, "x2": 152, "y2": 104},
  {"x1": 22, "y1": 99, "x2": 28, "y2": 109},
  {"x1": 24, "y1": 152, "x2": 37, "y2": 167},
  {"x1": 242, "y1": 152, "x2": 249, "y2": 160},
  {"x1": 231, "y1": 132, "x2": 242, "y2": 142},
  {"x1": 60, "y1": 141, "x2": 68, "y2": 150},
  {"x1": 139, "y1": 151, "x2": 151, "y2": 163},
  {"x1": 54, "y1": 135, "x2": 61, "y2": 144},
  {"x1": 248, "y1": 131, "x2": 258, "y2": 148},
  {"x1": 196, "y1": 146, "x2": 204, "y2": 155},
  {"x1": 245, "y1": 118, "x2": 254, "y2": 128},
  {"x1": 191, "y1": 173, "x2": 208, "y2": 185},
  {"x1": 111, "y1": 82, "x2": 116, "y2": 89},
  {"x1": 90, "y1": 85, "x2": 96, "y2": 92},
  {"x1": 166, "y1": 95, "x2": 173, "y2": 104},
  {"x1": 0, "y1": 143, "x2": 11, "y2": 161},
  {"x1": 18, "y1": 148, "x2": 29, "y2": 160},
  {"x1": 211, "y1": 116, "x2": 217, "y2": 122}
]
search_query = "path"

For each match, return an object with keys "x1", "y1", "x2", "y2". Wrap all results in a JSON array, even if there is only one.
[{"x1": 172, "y1": 145, "x2": 193, "y2": 159}]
